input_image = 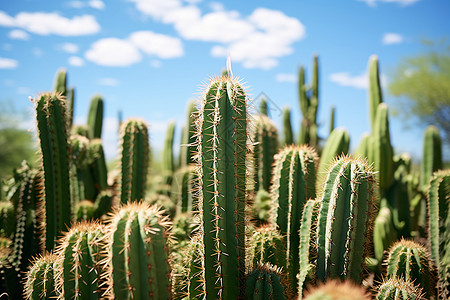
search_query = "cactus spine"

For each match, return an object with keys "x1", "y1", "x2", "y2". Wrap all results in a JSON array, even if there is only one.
[
  {"x1": 35, "y1": 92, "x2": 72, "y2": 251},
  {"x1": 87, "y1": 94, "x2": 104, "y2": 139},
  {"x1": 385, "y1": 239, "x2": 437, "y2": 298},
  {"x1": 316, "y1": 156, "x2": 375, "y2": 283},
  {"x1": 270, "y1": 145, "x2": 317, "y2": 289},
  {"x1": 245, "y1": 263, "x2": 288, "y2": 300},
  {"x1": 119, "y1": 119, "x2": 150, "y2": 203},
  {"x1": 195, "y1": 75, "x2": 248, "y2": 299},
  {"x1": 376, "y1": 277, "x2": 425, "y2": 300},
  {"x1": 282, "y1": 107, "x2": 293, "y2": 146},
  {"x1": 24, "y1": 252, "x2": 61, "y2": 299},
  {"x1": 107, "y1": 202, "x2": 172, "y2": 299},
  {"x1": 248, "y1": 225, "x2": 285, "y2": 269},
  {"x1": 252, "y1": 114, "x2": 279, "y2": 193},
  {"x1": 303, "y1": 280, "x2": 371, "y2": 300}
]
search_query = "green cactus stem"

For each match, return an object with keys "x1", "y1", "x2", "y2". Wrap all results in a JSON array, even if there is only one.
[
  {"x1": 34, "y1": 92, "x2": 72, "y2": 251},
  {"x1": 303, "y1": 279, "x2": 371, "y2": 300},
  {"x1": 248, "y1": 225, "x2": 285, "y2": 269},
  {"x1": 385, "y1": 239, "x2": 438, "y2": 299},
  {"x1": 67, "y1": 87, "x2": 75, "y2": 128},
  {"x1": 270, "y1": 145, "x2": 317, "y2": 289},
  {"x1": 195, "y1": 75, "x2": 249, "y2": 299},
  {"x1": 163, "y1": 121, "x2": 175, "y2": 186},
  {"x1": 373, "y1": 206, "x2": 397, "y2": 263},
  {"x1": 93, "y1": 190, "x2": 113, "y2": 219},
  {"x1": 24, "y1": 252, "x2": 61, "y2": 299},
  {"x1": 354, "y1": 133, "x2": 370, "y2": 160},
  {"x1": 368, "y1": 55, "x2": 383, "y2": 131},
  {"x1": 172, "y1": 165, "x2": 196, "y2": 214},
  {"x1": 180, "y1": 100, "x2": 197, "y2": 168},
  {"x1": 316, "y1": 156, "x2": 375, "y2": 283},
  {"x1": 259, "y1": 98, "x2": 268, "y2": 116},
  {"x1": 0, "y1": 201, "x2": 15, "y2": 238},
  {"x1": 54, "y1": 68, "x2": 67, "y2": 98},
  {"x1": 119, "y1": 119, "x2": 150, "y2": 203},
  {"x1": 282, "y1": 107, "x2": 294, "y2": 146},
  {"x1": 88, "y1": 138, "x2": 108, "y2": 193},
  {"x1": 245, "y1": 263, "x2": 288, "y2": 300},
  {"x1": 87, "y1": 94, "x2": 104, "y2": 139},
  {"x1": 421, "y1": 125, "x2": 442, "y2": 188},
  {"x1": 376, "y1": 277, "x2": 425, "y2": 300},
  {"x1": 107, "y1": 202, "x2": 172, "y2": 299},
  {"x1": 329, "y1": 106, "x2": 335, "y2": 135},
  {"x1": 252, "y1": 114, "x2": 279, "y2": 193}
]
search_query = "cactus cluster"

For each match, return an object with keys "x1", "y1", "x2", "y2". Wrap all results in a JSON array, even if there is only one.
[{"x1": 0, "y1": 55, "x2": 449, "y2": 300}]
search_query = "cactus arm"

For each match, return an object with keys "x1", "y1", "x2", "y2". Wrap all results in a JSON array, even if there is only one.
[
  {"x1": 282, "y1": 107, "x2": 294, "y2": 146},
  {"x1": 87, "y1": 95, "x2": 103, "y2": 139},
  {"x1": 368, "y1": 55, "x2": 383, "y2": 130}
]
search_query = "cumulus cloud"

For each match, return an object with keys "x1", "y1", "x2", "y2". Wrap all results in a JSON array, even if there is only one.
[
  {"x1": 129, "y1": 31, "x2": 183, "y2": 58},
  {"x1": 276, "y1": 73, "x2": 297, "y2": 83},
  {"x1": 98, "y1": 77, "x2": 119, "y2": 86},
  {"x1": 69, "y1": 56, "x2": 84, "y2": 66},
  {"x1": 0, "y1": 57, "x2": 18, "y2": 69},
  {"x1": 85, "y1": 38, "x2": 142, "y2": 66},
  {"x1": 8, "y1": 29, "x2": 29, "y2": 40},
  {"x1": 129, "y1": 0, "x2": 306, "y2": 69},
  {"x1": 329, "y1": 71, "x2": 388, "y2": 89},
  {"x1": 0, "y1": 11, "x2": 100, "y2": 36},
  {"x1": 382, "y1": 33, "x2": 403, "y2": 45},
  {"x1": 358, "y1": 0, "x2": 420, "y2": 6},
  {"x1": 68, "y1": 0, "x2": 106, "y2": 10},
  {"x1": 61, "y1": 42, "x2": 79, "y2": 53}
]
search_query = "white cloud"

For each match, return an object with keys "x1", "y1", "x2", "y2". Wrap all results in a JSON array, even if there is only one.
[
  {"x1": 8, "y1": 29, "x2": 30, "y2": 40},
  {"x1": 69, "y1": 56, "x2": 84, "y2": 66},
  {"x1": 0, "y1": 11, "x2": 100, "y2": 36},
  {"x1": 358, "y1": 0, "x2": 420, "y2": 6},
  {"x1": 61, "y1": 42, "x2": 79, "y2": 53},
  {"x1": 382, "y1": 33, "x2": 403, "y2": 45},
  {"x1": 0, "y1": 57, "x2": 18, "y2": 69},
  {"x1": 68, "y1": 1, "x2": 106, "y2": 10},
  {"x1": 276, "y1": 73, "x2": 297, "y2": 83},
  {"x1": 209, "y1": 2, "x2": 224, "y2": 11},
  {"x1": 129, "y1": 1, "x2": 306, "y2": 70},
  {"x1": 85, "y1": 38, "x2": 142, "y2": 66},
  {"x1": 129, "y1": 31, "x2": 183, "y2": 58},
  {"x1": 330, "y1": 71, "x2": 388, "y2": 89},
  {"x1": 98, "y1": 77, "x2": 119, "y2": 86}
]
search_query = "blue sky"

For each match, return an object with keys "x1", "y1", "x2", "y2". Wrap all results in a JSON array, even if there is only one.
[{"x1": 0, "y1": 0, "x2": 449, "y2": 161}]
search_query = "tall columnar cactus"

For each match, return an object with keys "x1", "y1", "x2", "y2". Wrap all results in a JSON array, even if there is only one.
[
  {"x1": 373, "y1": 206, "x2": 397, "y2": 263},
  {"x1": 421, "y1": 125, "x2": 442, "y2": 188},
  {"x1": 298, "y1": 199, "x2": 320, "y2": 298},
  {"x1": 55, "y1": 221, "x2": 110, "y2": 299},
  {"x1": 107, "y1": 202, "x2": 172, "y2": 299},
  {"x1": 54, "y1": 68, "x2": 67, "y2": 98},
  {"x1": 87, "y1": 94, "x2": 104, "y2": 139},
  {"x1": 298, "y1": 56, "x2": 319, "y2": 147},
  {"x1": 173, "y1": 165, "x2": 196, "y2": 214},
  {"x1": 248, "y1": 225, "x2": 285, "y2": 269},
  {"x1": 426, "y1": 170, "x2": 450, "y2": 298},
  {"x1": 119, "y1": 119, "x2": 150, "y2": 203},
  {"x1": 245, "y1": 263, "x2": 288, "y2": 300},
  {"x1": 180, "y1": 100, "x2": 197, "y2": 168},
  {"x1": 368, "y1": 55, "x2": 383, "y2": 131},
  {"x1": 270, "y1": 145, "x2": 317, "y2": 289},
  {"x1": 317, "y1": 128, "x2": 350, "y2": 189},
  {"x1": 195, "y1": 75, "x2": 249, "y2": 299},
  {"x1": 354, "y1": 133, "x2": 370, "y2": 159},
  {"x1": 24, "y1": 252, "x2": 61, "y2": 299},
  {"x1": 252, "y1": 114, "x2": 279, "y2": 193},
  {"x1": 316, "y1": 156, "x2": 375, "y2": 283},
  {"x1": 376, "y1": 277, "x2": 425, "y2": 300},
  {"x1": 0, "y1": 201, "x2": 15, "y2": 238},
  {"x1": 303, "y1": 280, "x2": 371, "y2": 300},
  {"x1": 67, "y1": 87, "x2": 75, "y2": 128},
  {"x1": 163, "y1": 121, "x2": 175, "y2": 185},
  {"x1": 259, "y1": 98, "x2": 268, "y2": 116},
  {"x1": 282, "y1": 107, "x2": 293, "y2": 146},
  {"x1": 88, "y1": 138, "x2": 108, "y2": 193},
  {"x1": 34, "y1": 92, "x2": 72, "y2": 251},
  {"x1": 385, "y1": 239, "x2": 437, "y2": 299},
  {"x1": 369, "y1": 103, "x2": 394, "y2": 195}
]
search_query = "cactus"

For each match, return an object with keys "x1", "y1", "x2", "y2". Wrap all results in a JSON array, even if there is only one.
[
  {"x1": 385, "y1": 239, "x2": 437, "y2": 298},
  {"x1": 376, "y1": 277, "x2": 425, "y2": 300},
  {"x1": 329, "y1": 106, "x2": 335, "y2": 135},
  {"x1": 245, "y1": 263, "x2": 288, "y2": 300},
  {"x1": 54, "y1": 68, "x2": 67, "y2": 98},
  {"x1": 180, "y1": 100, "x2": 197, "y2": 168},
  {"x1": 75, "y1": 200, "x2": 95, "y2": 221},
  {"x1": 252, "y1": 114, "x2": 279, "y2": 193},
  {"x1": 298, "y1": 199, "x2": 320, "y2": 298},
  {"x1": 24, "y1": 252, "x2": 61, "y2": 299},
  {"x1": 251, "y1": 189, "x2": 272, "y2": 225},
  {"x1": 282, "y1": 107, "x2": 293, "y2": 146},
  {"x1": 87, "y1": 94, "x2": 104, "y2": 139},
  {"x1": 172, "y1": 165, "x2": 196, "y2": 214},
  {"x1": 421, "y1": 125, "x2": 442, "y2": 188},
  {"x1": 248, "y1": 225, "x2": 285, "y2": 269},
  {"x1": 426, "y1": 170, "x2": 450, "y2": 298},
  {"x1": 354, "y1": 133, "x2": 370, "y2": 159},
  {"x1": 67, "y1": 87, "x2": 75, "y2": 128},
  {"x1": 106, "y1": 202, "x2": 172, "y2": 299},
  {"x1": 303, "y1": 279, "x2": 371, "y2": 300},
  {"x1": 373, "y1": 206, "x2": 397, "y2": 263},
  {"x1": 163, "y1": 121, "x2": 175, "y2": 186},
  {"x1": 259, "y1": 98, "x2": 268, "y2": 116},
  {"x1": 0, "y1": 201, "x2": 15, "y2": 238},
  {"x1": 34, "y1": 92, "x2": 72, "y2": 251},
  {"x1": 270, "y1": 145, "x2": 317, "y2": 289},
  {"x1": 369, "y1": 103, "x2": 394, "y2": 195},
  {"x1": 194, "y1": 75, "x2": 249, "y2": 299},
  {"x1": 55, "y1": 221, "x2": 110, "y2": 299},
  {"x1": 119, "y1": 119, "x2": 150, "y2": 204},
  {"x1": 368, "y1": 55, "x2": 383, "y2": 131},
  {"x1": 93, "y1": 190, "x2": 113, "y2": 219},
  {"x1": 316, "y1": 156, "x2": 375, "y2": 283},
  {"x1": 317, "y1": 128, "x2": 350, "y2": 189},
  {"x1": 88, "y1": 139, "x2": 108, "y2": 193}
]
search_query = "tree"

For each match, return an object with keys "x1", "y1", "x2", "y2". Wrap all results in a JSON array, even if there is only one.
[
  {"x1": 388, "y1": 40, "x2": 450, "y2": 147},
  {"x1": 0, "y1": 102, "x2": 37, "y2": 179}
]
